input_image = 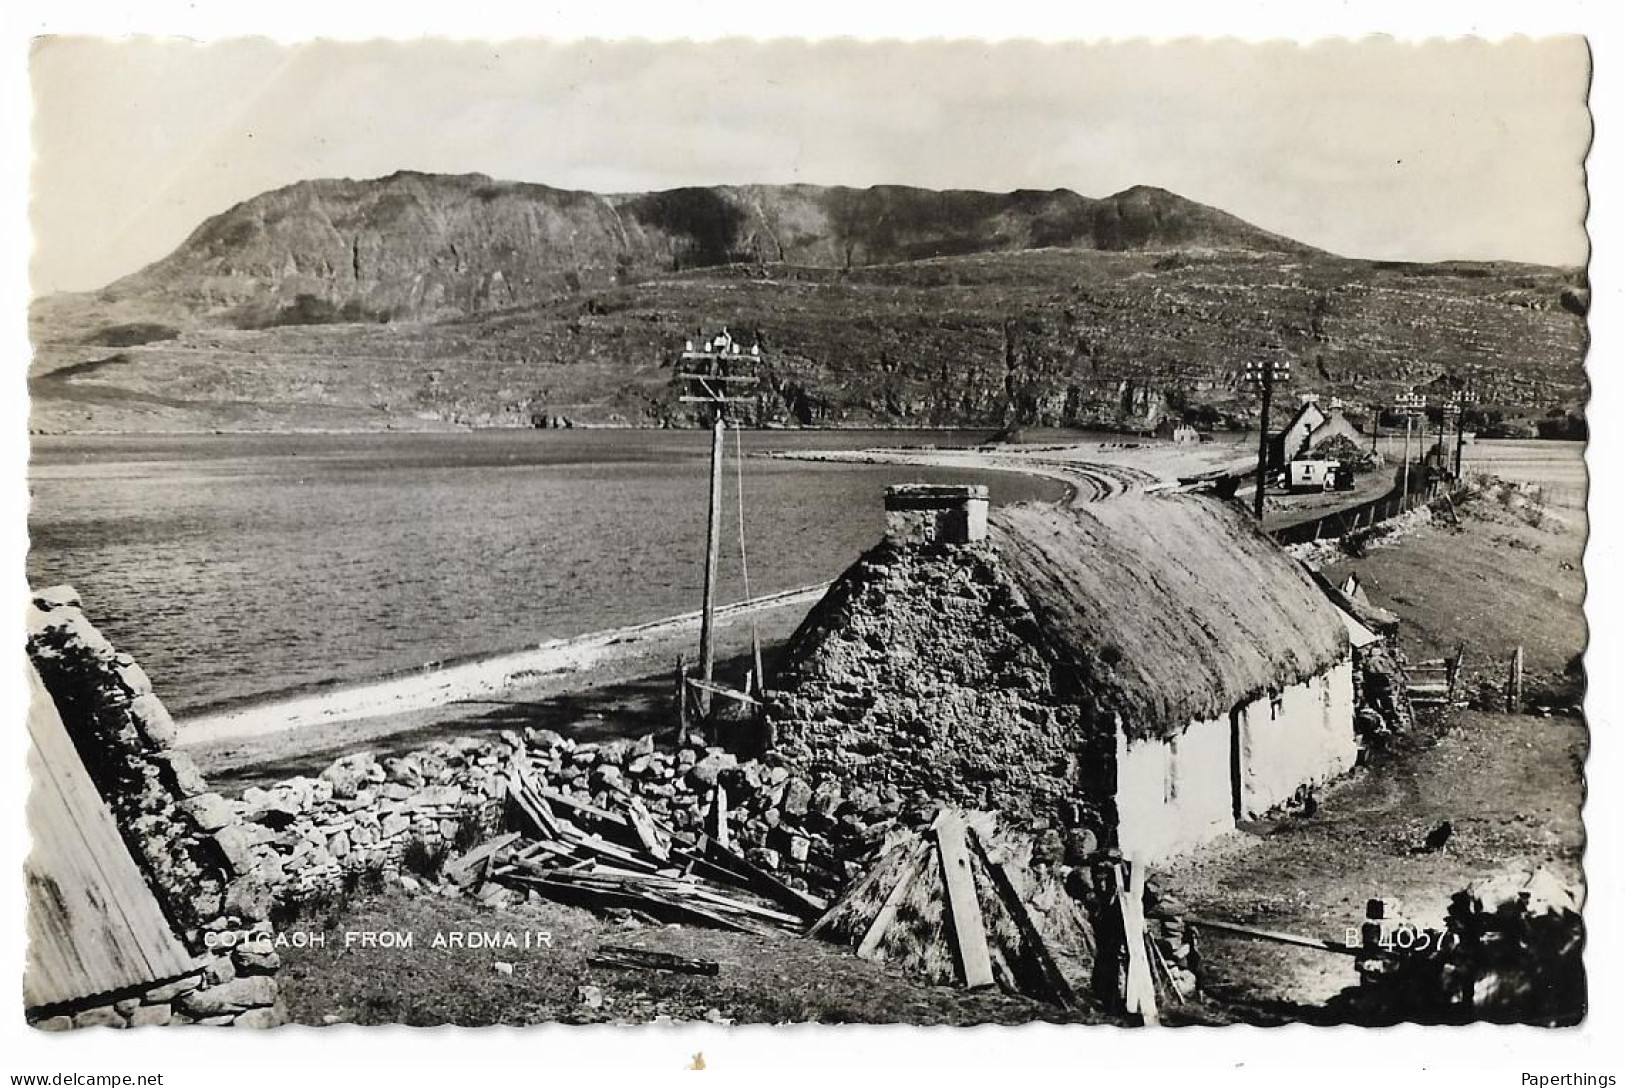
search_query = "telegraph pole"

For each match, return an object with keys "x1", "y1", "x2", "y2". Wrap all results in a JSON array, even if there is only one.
[
  {"x1": 1245, "y1": 356, "x2": 1292, "y2": 521},
  {"x1": 1443, "y1": 399, "x2": 1463, "y2": 480},
  {"x1": 1453, "y1": 368, "x2": 1478, "y2": 478},
  {"x1": 1394, "y1": 392, "x2": 1426, "y2": 509},
  {"x1": 678, "y1": 329, "x2": 760, "y2": 716}
]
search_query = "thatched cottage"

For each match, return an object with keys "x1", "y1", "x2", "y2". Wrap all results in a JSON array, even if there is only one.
[
  {"x1": 762, "y1": 485, "x2": 1362, "y2": 861},
  {"x1": 1271, "y1": 400, "x2": 1365, "y2": 467}
]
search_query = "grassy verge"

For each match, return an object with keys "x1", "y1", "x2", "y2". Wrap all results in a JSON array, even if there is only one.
[
  {"x1": 278, "y1": 888, "x2": 1110, "y2": 1026},
  {"x1": 1158, "y1": 482, "x2": 1586, "y2": 1022}
]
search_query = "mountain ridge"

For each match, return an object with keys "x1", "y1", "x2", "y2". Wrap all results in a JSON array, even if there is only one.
[{"x1": 48, "y1": 172, "x2": 1320, "y2": 333}]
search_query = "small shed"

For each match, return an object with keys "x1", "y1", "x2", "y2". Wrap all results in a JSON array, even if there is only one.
[
  {"x1": 24, "y1": 661, "x2": 199, "y2": 1016},
  {"x1": 764, "y1": 486, "x2": 1360, "y2": 861}
]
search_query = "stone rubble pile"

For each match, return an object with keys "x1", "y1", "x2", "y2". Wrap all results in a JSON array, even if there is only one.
[{"x1": 271, "y1": 725, "x2": 918, "y2": 905}]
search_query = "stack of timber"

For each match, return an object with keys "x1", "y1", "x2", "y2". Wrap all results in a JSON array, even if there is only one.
[
  {"x1": 806, "y1": 808, "x2": 1094, "y2": 1006},
  {"x1": 443, "y1": 763, "x2": 825, "y2": 935}
]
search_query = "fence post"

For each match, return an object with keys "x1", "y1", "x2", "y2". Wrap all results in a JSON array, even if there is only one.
[
  {"x1": 675, "y1": 654, "x2": 691, "y2": 743},
  {"x1": 1506, "y1": 646, "x2": 1524, "y2": 713}
]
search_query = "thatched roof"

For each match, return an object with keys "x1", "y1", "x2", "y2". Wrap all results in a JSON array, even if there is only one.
[{"x1": 992, "y1": 494, "x2": 1350, "y2": 737}]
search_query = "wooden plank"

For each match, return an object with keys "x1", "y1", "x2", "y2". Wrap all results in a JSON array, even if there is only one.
[
  {"x1": 703, "y1": 838, "x2": 828, "y2": 918},
  {"x1": 856, "y1": 842, "x2": 928, "y2": 960},
  {"x1": 1117, "y1": 861, "x2": 1159, "y2": 1025},
  {"x1": 683, "y1": 677, "x2": 762, "y2": 707},
  {"x1": 443, "y1": 831, "x2": 521, "y2": 888},
  {"x1": 588, "y1": 945, "x2": 721, "y2": 976},
  {"x1": 1186, "y1": 916, "x2": 1366, "y2": 956},
  {"x1": 625, "y1": 798, "x2": 671, "y2": 862},
  {"x1": 25, "y1": 665, "x2": 200, "y2": 1009},
  {"x1": 932, "y1": 811, "x2": 995, "y2": 989},
  {"x1": 669, "y1": 840, "x2": 756, "y2": 891},
  {"x1": 539, "y1": 787, "x2": 631, "y2": 829}
]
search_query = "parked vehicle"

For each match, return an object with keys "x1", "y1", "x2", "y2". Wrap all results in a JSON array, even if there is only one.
[{"x1": 1288, "y1": 458, "x2": 1342, "y2": 492}]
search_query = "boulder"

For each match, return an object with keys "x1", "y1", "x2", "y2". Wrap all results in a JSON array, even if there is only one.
[
  {"x1": 72, "y1": 1005, "x2": 125, "y2": 1029},
  {"x1": 233, "y1": 942, "x2": 281, "y2": 975},
  {"x1": 687, "y1": 752, "x2": 737, "y2": 790},
  {"x1": 810, "y1": 780, "x2": 843, "y2": 818},
  {"x1": 202, "y1": 956, "x2": 236, "y2": 986},
  {"x1": 598, "y1": 738, "x2": 634, "y2": 765},
  {"x1": 129, "y1": 694, "x2": 178, "y2": 748},
  {"x1": 780, "y1": 778, "x2": 813, "y2": 817},
  {"x1": 411, "y1": 784, "x2": 464, "y2": 808},
  {"x1": 320, "y1": 753, "x2": 379, "y2": 800},
  {"x1": 183, "y1": 793, "x2": 238, "y2": 833},
  {"x1": 128, "y1": 1003, "x2": 173, "y2": 1028},
  {"x1": 590, "y1": 764, "x2": 625, "y2": 793},
  {"x1": 526, "y1": 727, "x2": 569, "y2": 750},
  {"x1": 176, "y1": 976, "x2": 277, "y2": 1018},
  {"x1": 211, "y1": 824, "x2": 262, "y2": 876},
  {"x1": 384, "y1": 756, "x2": 425, "y2": 787},
  {"x1": 234, "y1": 1004, "x2": 288, "y2": 1029},
  {"x1": 112, "y1": 653, "x2": 153, "y2": 697},
  {"x1": 152, "y1": 751, "x2": 209, "y2": 797},
  {"x1": 244, "y1": 791, "x2": 301, "y2": 828},
  {"x1": 143, "y1": 973, "x2": 203, "y2": 1004}
]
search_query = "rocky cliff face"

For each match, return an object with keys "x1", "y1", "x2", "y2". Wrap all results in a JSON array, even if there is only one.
[{"x1": 62, "y1": 172, "x2": 1316, "y2": 330}]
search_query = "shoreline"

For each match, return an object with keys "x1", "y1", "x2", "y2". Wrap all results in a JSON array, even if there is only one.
[
  {"x1": 175, "y1": 439, "x2": 1251, "y2": 760},
  {"x1": 179, "y1": 582, "x2": 828, "y2": 751}
]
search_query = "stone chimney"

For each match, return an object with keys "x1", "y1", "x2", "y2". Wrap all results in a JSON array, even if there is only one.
[{"x1": 884, "y1": 483, "x2": 989, "y2": 547}]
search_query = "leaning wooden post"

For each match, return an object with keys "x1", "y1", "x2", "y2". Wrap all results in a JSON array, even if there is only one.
[
  {"x1": 707, "y1": 785, "x2": 731, "y2": 850},
  {"x1": 675, "y1": 654, "x2": 691, "y2": 743},
  {"x1": 1117, "y1": 859, "x2": 1160, "y2": 1026}
]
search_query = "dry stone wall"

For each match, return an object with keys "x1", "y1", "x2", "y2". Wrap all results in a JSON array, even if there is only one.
[{"x1": 26, "y1": 588, "x2": 283, "y2": 1028}]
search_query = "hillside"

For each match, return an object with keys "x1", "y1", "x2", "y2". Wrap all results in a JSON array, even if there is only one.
[
  {"x1": 28, "y1": 173, "x2": 1587, "y2": 434},
  {"x1": 34, "y1": 173, "x2": 1314, "y2": 335}
]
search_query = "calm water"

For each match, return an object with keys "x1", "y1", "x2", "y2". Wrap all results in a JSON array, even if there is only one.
[{"x1": 27, "y1": 430, "x2": 1066, "y2": 713}]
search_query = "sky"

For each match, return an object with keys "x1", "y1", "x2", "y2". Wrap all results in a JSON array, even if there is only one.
[{"x1": 29, "y1": 35, "x2": 1592, "y2": 295}]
